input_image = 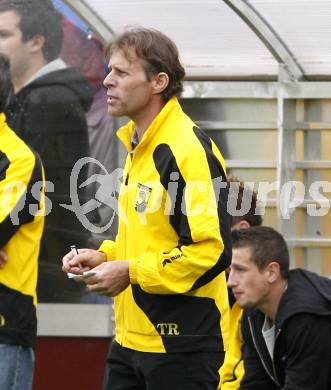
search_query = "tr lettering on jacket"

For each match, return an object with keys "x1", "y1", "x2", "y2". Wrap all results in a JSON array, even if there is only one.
[{"x1": 157, "y1": 323, "x2": 180, "y2": 335}]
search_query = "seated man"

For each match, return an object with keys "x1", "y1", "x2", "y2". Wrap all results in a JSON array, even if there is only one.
[{"x1": 228, "y1": 226, "x2": 331, "y2": 390}]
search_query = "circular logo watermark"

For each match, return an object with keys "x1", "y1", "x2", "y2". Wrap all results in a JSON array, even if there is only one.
[{"x1": 60, "y1": 157, "x2": 123, "y2": 234}]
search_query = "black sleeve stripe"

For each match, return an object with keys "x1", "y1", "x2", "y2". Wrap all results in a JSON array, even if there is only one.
[
  {"x1": 153, "y1": 143, "x2": 193, "y2": 247},
  {"x1": 0, "y1": 151, "x2": 10, "y2": 180},
  {"x1": 190, "y1": 126, "x2": 232, "y2": 291},
  {"x1": 0, "y1": 151, "x2": 43, "y2": 247}
]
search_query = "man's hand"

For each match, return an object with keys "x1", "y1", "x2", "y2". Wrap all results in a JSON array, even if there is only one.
[
  {"x1": 62, "y1": 248, "x2": 106, "y2": 275},
  {"x1": 84, "y1": 260, "x2": 130, "y2": 297},
  {"x1": 0, "y1": 249, "x2": 8, "y2": 269}
]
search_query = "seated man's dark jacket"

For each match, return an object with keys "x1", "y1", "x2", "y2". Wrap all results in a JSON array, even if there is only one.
[
  {"x1": 5, "y1": 67, "x2": 94, "y2": 302},
  {"x1": 240, "y1": 268, "x2": 331, "y2": 390}
]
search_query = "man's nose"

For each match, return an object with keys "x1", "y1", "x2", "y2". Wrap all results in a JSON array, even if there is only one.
[
  {"x1": 103, "y1": 72, "x2": 115, "y2": 88},
  {"x1": 227, "y1": 270, "x2": 236, "y2": 288}
]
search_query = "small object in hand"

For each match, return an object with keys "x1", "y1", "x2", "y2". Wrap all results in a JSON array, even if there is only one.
[
  {"x1": 70, "y1": 244, "x2": 82, "y2": 269},
  {"x1": 67, "y1": 270, "x2": 97, "y2": 280}
]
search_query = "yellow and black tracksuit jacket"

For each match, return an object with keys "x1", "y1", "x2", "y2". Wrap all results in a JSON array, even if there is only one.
[
  {"x1": 219, "y1": 302, "x2": 244, "y2": 389},
  {"x1": 99, "y1": 97, "x2": 232, "y2": 353},
  {"x1": 0, "y1": 113, "x2": 45, "y2": 349}
]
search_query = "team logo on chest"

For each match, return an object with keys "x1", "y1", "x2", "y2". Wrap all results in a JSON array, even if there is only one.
[
  {"x1": 0, "y1": 314, "x2": 5, "y2": 327},
  {"x1": 135, "y1": 183, "x2": 152, "y2": 212}
]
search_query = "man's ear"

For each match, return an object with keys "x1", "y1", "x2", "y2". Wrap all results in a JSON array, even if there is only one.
[
  {"x1": 266, "y1": 261, "x2": 281, "y2": 283},
  {"x1": 232, "y1": 220, "x2": 250, "y2": 230},
  {"x1": 152, "y1": 72, "x2": 169, "y2": 95},
  {"x1": 28, "y1": 35, "x2": 45, "y2": 54}
]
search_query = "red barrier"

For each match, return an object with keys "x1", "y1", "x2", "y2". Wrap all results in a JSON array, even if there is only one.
[{"x1": 33, "y1": 337, "x2": 110, "y2": 390}]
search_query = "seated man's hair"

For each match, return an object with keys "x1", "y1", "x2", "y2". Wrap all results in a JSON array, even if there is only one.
[
  {"x1": 232, "y1": 226, "x2": 290, "y2": 278},
  {"x1": 227, "y1": 176, "x2": 263, "y2": 227}
]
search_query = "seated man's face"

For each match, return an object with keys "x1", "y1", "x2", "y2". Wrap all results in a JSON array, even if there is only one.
[
  {"x1": 227, "y1": 246, "x2": 270, "y2": 310},
  {"x1": 0, "y1": 10, "x2": 31, "y2": 83}
]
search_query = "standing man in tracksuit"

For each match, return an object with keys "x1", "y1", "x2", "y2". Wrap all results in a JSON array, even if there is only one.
[
  {"x1": 0, "y1": 53, "x2": 45, "y2": 390},
  {"x1": 228, "y1": 226, "x2": 331, "y2": 390},
  {"x1": 63, "y1": 27, "x2": 232, "y2": 389}
]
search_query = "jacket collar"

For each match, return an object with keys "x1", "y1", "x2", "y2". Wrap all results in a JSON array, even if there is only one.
[
  {"x1": 117, "y1": 96, "x2": 181, "y2": 152},
  {"x1": 25, "y1": 58, "x2": 67, "y2": 87},
  {"x1": 276, "y1": 268, "x2": 331, "y2": 327}
]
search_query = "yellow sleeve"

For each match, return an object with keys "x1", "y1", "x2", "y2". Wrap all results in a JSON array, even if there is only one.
[
  {"x1": 98, "y1": 239, "x2": 116, "y2": 261},
  {"x1": 129, "y1": 134, "x2": 231, "y2": 294},
  {"x1": 0, "y1": 140, "x2": 43, "y2": 247}
]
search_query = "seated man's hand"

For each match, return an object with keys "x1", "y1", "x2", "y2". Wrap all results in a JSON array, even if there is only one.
[
  {"x1": 0, "y1": 249, "x2": 8, "y2": 269},
  {"x1": 84, "y1": 260, "x2": 130, "y2": 297},
  {"x1": 62, "y1": 248, "x2": 107, "y2": 275}
]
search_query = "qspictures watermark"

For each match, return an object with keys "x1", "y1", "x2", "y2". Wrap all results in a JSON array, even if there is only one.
[{"x1": 2, "y1": 157, "x2": 331, "y2": 232}]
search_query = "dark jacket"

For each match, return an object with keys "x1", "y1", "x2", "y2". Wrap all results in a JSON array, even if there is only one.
[
  {"x1": 240, "y1": 268, "x2": 331, "y2": 390},
  {"x1": 5, "y1": 67, "x2": 94, "y2": 302}
]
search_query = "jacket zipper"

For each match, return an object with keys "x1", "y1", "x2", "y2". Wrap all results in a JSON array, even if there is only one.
[
  {"x1": 122, "y1": 150, "x2": 134, "y2": 345},
  {"x1": 272, "y1": 328, "x2": 282, "y2": 386},
  {"x1": 248, "y1": 317, "x2": 281, "y2": 387}
]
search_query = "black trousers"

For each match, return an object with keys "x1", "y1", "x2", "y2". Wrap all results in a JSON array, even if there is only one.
[{"x1": 103, "y1": 341, "x2": 224, "y2": 390}]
